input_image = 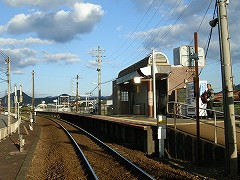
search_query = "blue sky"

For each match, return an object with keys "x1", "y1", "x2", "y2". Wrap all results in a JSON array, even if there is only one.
[{"x1": 0, "y1": 0, "x2": 239, "y2": 98}]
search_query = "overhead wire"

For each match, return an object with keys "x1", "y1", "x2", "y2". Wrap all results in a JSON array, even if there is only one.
[
  {"x1": 100, "y1": 0, "x2": 165, "y2": 86},
  {"x1": 189, "y1": 0, "x2": 214, "y2": 46},
  {"x1": 89, "y1": 77, "x2": 117, "y2": 94},
  {"x1": 106, "y1": 0, "x2": 158, "y2": 62},
  {"x1": 106, "y1": 0, "x2": 183, "y2": 69},
  {"x1": 127, "y1": 0, "x2": 183, "y2": 65},
  {"x1": 199, "y1": 0, "x2": 217, "y2": 76},
  {"x1": 103, "y1": 0, "x2": 213, "y2": 87},
  {"x1": 116, "y1": 0, "x2": 194, "y2": 68},
  {"x1": 108, "y1": 1, "x2": 163, "y2": 67},
  {"x1": 155, "y1": 0, "x2": 194, "y2": 48},
  {"x1": 89, "y1": 1, "x2": 161, "y2": 89},
  {"x1": 114, "y1": 0, "x2": 217, "y2": 71}
]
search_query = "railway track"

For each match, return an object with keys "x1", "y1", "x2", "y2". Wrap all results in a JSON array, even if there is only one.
[{"x1": 46, "y1": 116, "x2": 155, "y2": 179}]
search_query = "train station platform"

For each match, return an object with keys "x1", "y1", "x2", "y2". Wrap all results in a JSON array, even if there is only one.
[
  {"x1": 0, "y1": 115, "x2": 39, "y2": 179},
  {"x1": 93, "y1": 114, "x2": 240, "y2": 150}
]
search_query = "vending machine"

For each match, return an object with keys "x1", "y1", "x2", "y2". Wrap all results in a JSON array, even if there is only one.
[{"x1": 186, "y1": 81, "x2": 208, "y2": 117}]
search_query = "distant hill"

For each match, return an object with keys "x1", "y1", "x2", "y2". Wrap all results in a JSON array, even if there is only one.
[
  {"x1": 0, "y1": 91, "x2": 111, "y2": 107},
  {"x1": 0, "y1": 91, "x2": 58, "y2": 107}
]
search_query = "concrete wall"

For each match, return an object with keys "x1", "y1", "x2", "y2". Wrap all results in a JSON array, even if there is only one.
[
  {"x1": 56, "y1": 112, "x2": 157, "y2": 155},
  {"x1": 166, "y1": 127, "x2": 226, "y2": 167}
]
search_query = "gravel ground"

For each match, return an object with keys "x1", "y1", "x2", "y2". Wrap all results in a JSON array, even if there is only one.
[
  {"x1": 26, "y1": 117, "x2": 85, "y2": 179},
  {"x1": 26, "y1": 116, "x2": 229, "y2": 179}
]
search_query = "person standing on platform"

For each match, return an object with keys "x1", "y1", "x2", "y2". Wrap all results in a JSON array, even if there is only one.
[{"x1": 206, "y1": 84, "x2": 214, "y2": 119}]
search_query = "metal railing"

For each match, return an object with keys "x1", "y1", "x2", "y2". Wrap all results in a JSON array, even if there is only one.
[{"x1": 167, "y1": 101, "x2": 240, "y2": 145}]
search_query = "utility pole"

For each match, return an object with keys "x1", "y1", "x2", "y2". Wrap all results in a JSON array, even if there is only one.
[
  {"x1": 193, "y1": 32, "x2": 200, "y2": 165},
  {"x1": 76, "y1": 75, "x2": 79, "y2": 113},
  {"x1": 216, "y1": 0, "x2": 238, "y2": 177},
  {"x1": 32, "y1": 70, "x2": 35, "y2": 122},
  {"x1": 0, "y1": 51, "x2": 11, "y2": 132},
  {"x1": 93, "y1": 46, "x2": 105, "y2": 115},
  {"x1": 7, "y1": 57, "x2": 11, "y2": 133}
]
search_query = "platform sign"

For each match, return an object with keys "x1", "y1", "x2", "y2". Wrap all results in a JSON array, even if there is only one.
[
  {"x1": 173, "y1": 45, "x2": 205, "y2": 67},
  {"x1": 186, "y1": 80, "x2": 207, "y2": 116},
  {"x1": 199, "y1": 81, "x2": 207, "y2": 116}
]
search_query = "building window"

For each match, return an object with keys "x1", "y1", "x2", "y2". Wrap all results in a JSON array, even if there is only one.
[{"x1": 121, "y1": 91, "x2": 128, "y2": 101}]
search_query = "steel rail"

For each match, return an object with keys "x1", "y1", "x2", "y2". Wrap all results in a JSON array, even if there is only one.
[
  {"x1": 60, "y1": 119, "x2": 155, "y2": 180},
  {"x1": 51, "y1": 119, "x2": 99, "y2": 180}
]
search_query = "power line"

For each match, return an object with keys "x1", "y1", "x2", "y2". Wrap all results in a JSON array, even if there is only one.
[
  {"x1": 190, "y1": 0, "x2": 214, "y2": 46},
  {"x1": 106, "y1": 0, "x2": 159, "y2": 63},
  {"x1": 126, "y1": 0, "x2": 183, "y2": 65},
  {"x1": 107, "y1": 0, "x2": 218, "y2": 72},
  {"x1": 198, "y1": 0, "x2": 217, "y2": 76}
]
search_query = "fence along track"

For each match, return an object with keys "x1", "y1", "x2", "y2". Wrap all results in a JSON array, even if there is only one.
[{"x1": 48, "y1": 117, "x2": 155, "y2": 180}]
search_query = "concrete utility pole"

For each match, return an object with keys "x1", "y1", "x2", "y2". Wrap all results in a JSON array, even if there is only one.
[
  {"x1": 0, "y1": 51, "x2": 11, "y2": 132},
  {"x1": 193, "y1": 32, "x2": 201, "y2": 165},
  {"x1": 216, "y1": 0, "x2": 238, "y2": 177},
  {"x1": 76, "y1": 75, "x2": 79, "y2": 113},
  {"x1": 32, "y1": 70, "x2": 35, "y2": 122},
  {"x1": 7, "y1": 57, "x2": 11, "y2": 132},
  {"x1": 93, "y1": 46, "x2": 105, "y2": 115}
]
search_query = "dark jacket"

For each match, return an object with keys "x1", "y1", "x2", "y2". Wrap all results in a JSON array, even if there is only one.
[{"x1": 207, "y1": 88, "x2": 214, "y2": 101}]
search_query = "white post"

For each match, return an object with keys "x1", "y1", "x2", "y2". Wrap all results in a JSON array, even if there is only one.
[
  {"x1": 14, "y1": 85, "x2": 17, "y2": 119},
  {"x1": 157, "y1": 115, "x2": 167, "y2": 157},
  {"x1": 152, "y1": 49, "x2": 157, "y2": 119}
]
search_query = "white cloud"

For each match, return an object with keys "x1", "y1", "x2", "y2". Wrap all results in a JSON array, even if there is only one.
[
  {"x1": 43, "y1": 53, "x2": 80, "y2": 64},
  {"x1": 116, "y1": 26, "x2": 123, "y2": 31},
  {"x1": 0, "y1": 48, "x2": 80, "y2": 71},
  {"x1": 87, "y1": 60, "x2": 98, "y2": 69},
  {"x1": 4, "y1": 48, "x2": 38, "y2": 67},
  {"x1": 1, "y1": 2, "x2": 104, "y2": 42},
  {"x1": 12, "y1": 69, "x2": 25, "y2": 75},
  {"x1": 19, "y1": 58, "x2": 39, "y2": 66},
  {"x1": 129, "y1": 0, "x2": 240, "y2": 64},
  {"x1": 3, "y1": 0, "x2": 82, "y2": 8},
  {"x1": 0, "y1": 37, "x2": 53, "y2": 46}
]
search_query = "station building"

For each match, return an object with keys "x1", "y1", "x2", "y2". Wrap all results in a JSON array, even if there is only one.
[{"x1": 112, "y1": 52, "x2": 195, "y2": 117}]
